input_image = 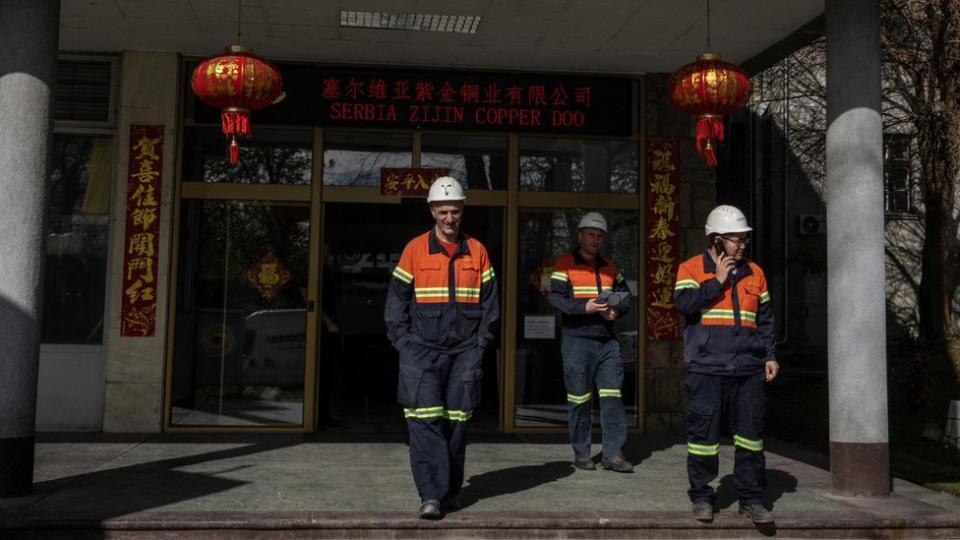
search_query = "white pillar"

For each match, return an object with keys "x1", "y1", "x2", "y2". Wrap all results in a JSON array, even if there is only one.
[
  {"x1": 0, "y1": 0, "x2": 60, "y2": 497},
  {"x1": 825, "y1": 0, "x2": 889, "y2": 496}
]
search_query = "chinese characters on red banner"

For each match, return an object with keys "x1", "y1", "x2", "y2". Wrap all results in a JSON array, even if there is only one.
[
  {"x1": 120, "y1": 125, "x2": 163, "y2": 337},
  {"x1": 380, "y1": 168, "x2": 449, "y2": 197},
  {"x1": 323, "y1": 76, "x2": 593, "y2": 129},
  {"x1": 646, "y1": 140, "x2": 682, "y2": 341}
]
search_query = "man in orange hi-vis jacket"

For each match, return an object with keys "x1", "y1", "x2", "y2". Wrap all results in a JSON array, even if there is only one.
[
  {"x1": 384, "y1": 177, "x2": 499, "y2": 520},
  {"x1": 549, "y1": 211, "x2": 634, "y2": 474},
  {"x1": 674, "y1": 204, "x2": 779, "y2": 525}
]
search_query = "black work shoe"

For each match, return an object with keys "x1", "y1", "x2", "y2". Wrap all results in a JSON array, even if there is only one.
[
  {"x1": 601, "y1": 455, "x2": 634, "y2": 473},
  {"x1": 418, "y1": 499, "x2": 443, "y2": 520},
  {"x1": 739, "y1": 503, "x2": 774, "y2": 524},
  {"x1": 691, "y1": 501, "x2": 714, "y2": 522},
  {"x1": 573, "y1": 457, "x2": 597, "y2": 470},
  {"x1": 440, "y1": 494, "x2": 461, "y2": 510}
]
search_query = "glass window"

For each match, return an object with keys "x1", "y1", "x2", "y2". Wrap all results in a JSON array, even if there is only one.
[
  {"x1": 43, "y1": 135, "x2": 113, "y2": 344},
  {"x1": 171, "y1": 200, "x2": 310, "y2": 426},
  {"x1": 182, "y1": 127, "x2": 312, "y2": 184},
  {"x1": 884, "y1": 134, "x2": 914, "y2": 214},
  {"x1": 514, "y1": 208, "x2": 639, "y2": 428},
  {"x1": 421, "y1": 134, "x2": 507, "y2": 190},
  {"x1": 519, "y1": 138, "x2": 638, "y2": 193},
  {"x1": 323, "y1": 131, "x2": 411, "y2": 186}
]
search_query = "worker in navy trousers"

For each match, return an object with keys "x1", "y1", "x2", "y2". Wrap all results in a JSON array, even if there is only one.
[{"x1": 384, "y1": 177, "x2": 499, "y2": 520}]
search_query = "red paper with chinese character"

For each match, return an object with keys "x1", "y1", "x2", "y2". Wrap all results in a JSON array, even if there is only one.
[
  {"x1": 380, "y1": 167, "x2": 448, "y2": 197},
  {"x1": 645, "y1": 139, "x2": 682, "y2": 341},
  {"x1": 120, "y1": 125, "x2": 163, "y2": 337}
]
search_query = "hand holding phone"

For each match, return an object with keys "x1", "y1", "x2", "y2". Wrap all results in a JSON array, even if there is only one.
[
  {"x1": 714, "y1": 241, "x2": 735, "y2": 284},
  {"x1": 714, "y1": 238, "x2": 725, "y2": 257}
]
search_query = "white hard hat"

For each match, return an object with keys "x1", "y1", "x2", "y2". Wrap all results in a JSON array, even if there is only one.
[
  {"x1": 704, "y1": 205, "x2": 752, "y2": 236},
  {"x1": 578, "y1": 211, "x2": 607, "y2": 233},
  {"x1": 426, "y1": 176, "x2": 466, "y2": 203}
]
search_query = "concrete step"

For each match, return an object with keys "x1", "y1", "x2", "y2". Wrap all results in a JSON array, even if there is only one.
[{"x1": 5, "y1": 511, "x2": 960, "y2": 539}]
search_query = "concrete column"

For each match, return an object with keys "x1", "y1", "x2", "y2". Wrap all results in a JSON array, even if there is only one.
[
  {"x1": 102, "y1": 52, "x2": 179, "y2": 432},
  {"x1": 0, "y1": 0, "x2": 60, "y2": 497},
  {"x1": 825, "y1": 0, "x2": 889, "y2": 496}
]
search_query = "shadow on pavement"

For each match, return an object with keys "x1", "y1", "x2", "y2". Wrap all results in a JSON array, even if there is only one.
[
  {"x1": 27, "y1": 435, "x2": 303, "y2": 522},
  {"x1": 716, "y1": 468, "x2": 799, "y2": 511},
  {"x1": 459, "y1": 461, "x2": 575, "y2": 509}
]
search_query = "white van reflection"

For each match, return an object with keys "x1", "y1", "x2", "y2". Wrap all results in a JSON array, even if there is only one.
[{"x1": 242, "y1": 308, "x2": 306, "y2": 387}]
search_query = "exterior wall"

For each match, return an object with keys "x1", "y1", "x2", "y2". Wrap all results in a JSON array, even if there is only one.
[
  {"x1": 101, "y1": 51, "x2": 179, "y2": 432},
  {"x1": 643, "y1": 74, "x2": 715, "y2": 433},
  {"x1": 36, "y1": 345, "x2": 104, "y2": 431}
]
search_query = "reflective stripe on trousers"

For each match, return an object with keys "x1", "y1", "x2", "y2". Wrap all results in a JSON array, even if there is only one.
[
  {"x1": 686, "y1": 371, "x2": 767, "y2": 506},
  {"x1": 561, "y1": 334, "x2": 627, "y2": 461},
  {"x1": 397, "y1": 339, "x2": 484, "y2": 502}
]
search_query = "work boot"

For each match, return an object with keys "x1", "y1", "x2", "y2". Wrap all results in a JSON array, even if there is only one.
[
  {"x1": 418, "y1": 499, "x2": 442, "y2": 520},
  {"x1": 739, "y1": 503, "x2": 774, "y2": 524},
  {"x1": 440, "y1": 494, "x2": 461, "y2": 510},
  {"x1": 573, "y1": 456, "x2": 596, "y2": 470},
  {"x1": 600, "y1": 455, "x2": 634, "y2": 473},
  {"x1": 691, "y1": 501, "x2": 714, "y2": 523}
]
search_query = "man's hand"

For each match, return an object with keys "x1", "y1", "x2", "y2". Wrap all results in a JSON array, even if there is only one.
[
  {"x1": 714, "y1": 252, "x2": 735, "y2": 284},
  {"x1": 585, "y1": 298, "x2": 607, "y2": 314},
  {"x1": 600, "y1": 307, "x2": 620, "y2": 321},
  {"x1": 764, "y1": 359, "x2": 780, "y2": 382}
]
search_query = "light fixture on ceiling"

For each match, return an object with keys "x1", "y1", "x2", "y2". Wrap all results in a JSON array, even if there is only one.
[{"x1": 339, "y1": 11, "x2": 481, "y2": 34}]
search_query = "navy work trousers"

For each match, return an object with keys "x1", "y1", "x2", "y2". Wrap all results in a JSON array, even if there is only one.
[
  {"x1": 397, "y1": 338, "x2": 483, "y2": 503},
  {"x1": 560, "y1": 334, "x2": 627, "y2": 460},
  {"x1": 686, "y1": 371, "x2": 767, "y2": 505}
]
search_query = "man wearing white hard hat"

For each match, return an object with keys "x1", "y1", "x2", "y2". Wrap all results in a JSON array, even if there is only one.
[
  {"x1": 673, "y1": 204, "x2": 779, "y2": 524},
  {"x1": 384, "y1": 177, "x2": 499, "y2": 519},
  {"x1": 548, "y1": 211, "x2": 634, "y2": 473}
]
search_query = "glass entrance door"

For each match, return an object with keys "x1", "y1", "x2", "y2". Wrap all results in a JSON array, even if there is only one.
[
  {"x1": 169, "y1": 199, "x2": 312, "y2": 427},
  {"x1": 318, "y1": 202, "x2": 503, "y2": 432}
]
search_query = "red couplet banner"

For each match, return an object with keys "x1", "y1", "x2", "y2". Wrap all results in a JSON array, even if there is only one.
[
  {"x1": 120, "y1": 124, "x2": 163, "y2": 337},
  {"x1": 645, "y1": 139, "x2": 682, "y2": 341}
]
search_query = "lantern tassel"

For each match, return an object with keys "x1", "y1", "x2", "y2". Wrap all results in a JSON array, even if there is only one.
[
  {"x1": 229, "y1": 138, "x2": 240, "y2": 165},
  {"x1": 221, "y1": 110, "x2": 251, "y2": 137},
  {"x1": 695, "y1": 116, "x2": 724, "y2": 167}
]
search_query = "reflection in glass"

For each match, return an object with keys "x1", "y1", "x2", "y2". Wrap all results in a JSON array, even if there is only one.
[
  {"x1": 514, "y1": 208, "x2": 639, "y2": 428},
  {"x1": 323, "y1": 131, "x2": 411, "y2": 186},
  {"x1": 421, "y1": 134, "x2": 507, "y2": 190},
  {"x1": 171, "y1": 200, "x2": 309, "y2": 426},
  {"x1": 182, "y1": 127, "x2": 312, "y2": 184},
  {"x1": 519, "y1": 138, "x2": 638, "y2": 193},
  {"x1": 43, "y1": 135, "x2": 113, "y2": 344}
]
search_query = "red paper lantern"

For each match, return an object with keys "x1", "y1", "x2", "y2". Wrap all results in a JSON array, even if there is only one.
[
  {"x1": 668, "y1": 52, "x2": 751, "y2": 166},
  {"x1": 190, "y1": 46, "x2": 284, "y2": 164}
]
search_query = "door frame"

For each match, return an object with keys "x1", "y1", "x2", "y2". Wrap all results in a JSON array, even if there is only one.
[{"x1": 163, "y1": 118, "x2": 647, "y2": 433}]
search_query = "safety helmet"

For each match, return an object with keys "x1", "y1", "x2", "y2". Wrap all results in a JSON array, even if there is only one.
[
  {"x1": 426, "y1": 176, "x2": 466, "y2": 203},
  {"x1": 704, "y1": 204, "x2": 752, "y2": 236},
  {"x1": 578, "y1": 211, "x2": 608, "y2": 233}
]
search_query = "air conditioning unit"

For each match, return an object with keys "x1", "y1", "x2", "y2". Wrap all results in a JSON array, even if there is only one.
[{"x1": 798, "y1": 214, "x2": 826, "y2": 236}]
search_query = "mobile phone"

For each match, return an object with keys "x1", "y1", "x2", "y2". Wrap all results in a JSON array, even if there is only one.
[{"x1": 714, "y1": 239, "x2": 725, "y2": 257}]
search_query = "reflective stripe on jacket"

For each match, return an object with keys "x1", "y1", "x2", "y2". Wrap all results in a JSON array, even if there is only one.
[
  {"x1": 673, "y1": 251, "x2": 776, "y2": 375},
  {"x1": 384, "y1": 229, "x2": 499, "y2": 352},
  {"x1": 548, "y1": 250, "x2": 631, "y2": 338}
]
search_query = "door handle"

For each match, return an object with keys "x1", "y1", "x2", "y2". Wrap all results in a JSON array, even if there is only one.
[{"x1": 307, "y1": 300, "x2": 315, "y2": 312}]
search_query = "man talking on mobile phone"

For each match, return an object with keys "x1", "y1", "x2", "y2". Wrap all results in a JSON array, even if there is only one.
[
  {"x1": 674, "y1": 204, "x2": 779, "y2": 525},
  {"x1": 549, "y1": 211, "x2": 634, "y2": 473}
]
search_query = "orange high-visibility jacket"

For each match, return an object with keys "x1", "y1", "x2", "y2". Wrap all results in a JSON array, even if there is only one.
[
  {"x1": 549, "y1": 250, "x2": 631, "y2": 338},
  {"x1": 674, "y1": 251, "x2": 776, "y2": 375},
  {"x1": 385, "y1": 229, "x2": 499, "y2": 352}
]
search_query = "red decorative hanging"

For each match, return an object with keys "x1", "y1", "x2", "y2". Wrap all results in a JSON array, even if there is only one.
[
  {"x1": 190, "y1": 46, "x2": 284, "y2": 165},
  {"x1": 668, "y1": 52, "x2": 751, "y2": 166}
]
